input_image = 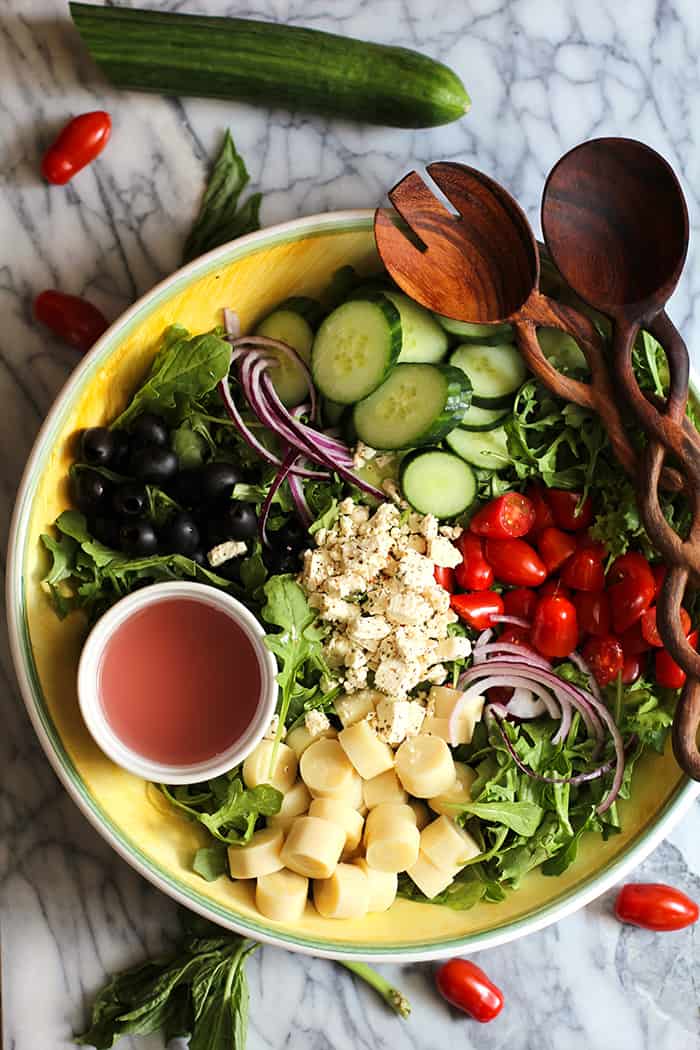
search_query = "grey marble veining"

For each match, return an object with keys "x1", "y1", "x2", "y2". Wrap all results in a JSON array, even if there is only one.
[{"x1": 1, "y1": 1, "x2": 700, "y2": 1047}]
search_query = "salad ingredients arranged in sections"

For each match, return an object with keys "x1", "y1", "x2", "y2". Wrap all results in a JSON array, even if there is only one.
[{"x1": 43, "y1": 258, "x2": 700, "y2": 921}]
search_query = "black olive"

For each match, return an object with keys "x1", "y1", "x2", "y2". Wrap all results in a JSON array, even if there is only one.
[
  {"x1": 162, "y1": 512, "x2": 200, "y2": 555},
  {"x1": 221, "y1": 502, "x2": 258, "y2": 540},
  {"x1": 111, "y1": 428, "x2": 132, "y2": 471},
  {"x1": 277, "y1": 516, "x2": 309, "y2": 552},
  {"x1": 130, "y1": 412, "x2": 169, "y2": 449},
  {"x1": 130, "y1": 446, "x2": 179, "y2": 485},
  {"x1": 169, "y1": 469, "x2": 203, "y2": 508},
  {"x1": 190, "y1": 549, "x2": 208, "y2": 568},
  {"x1": 119, "y1": 520, "x2": 159, "y2": 557},
  {"x1": 264, "y1": 545, "x2": 302, "y2": 575},
  {"x1": 113, "y1": 481, "x2": 148, "y2": 519},
  {"x1": 199, "y1": 461, "x2": 243, "y2": 506},
  {"x1": 81, "y1": 427, "x2": 115, "y2": 467},
  {"x1": 216, "y1": 557, "x2": 242, "y2": 583},
  {"x1": 90, "y1": 516, "x2": 121, "y2": 549},
  {"x1": 74, "y1": 470, "x2": 111, "y2": 513}
]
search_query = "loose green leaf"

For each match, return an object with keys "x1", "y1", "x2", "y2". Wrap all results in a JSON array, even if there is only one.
[
  {"x1": 161, "y1": 777, "x2": 282, "y2": 849},
  {"x1": 458, "y1": 801, "x2": 544, "y2": 836},
  {"x1": 193, "y1": 845, "x2": 229, "y2": 882}
]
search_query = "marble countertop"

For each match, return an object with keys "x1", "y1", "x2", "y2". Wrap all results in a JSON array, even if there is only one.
[{"x1": 2, "y1": 1, "x2": 700, "y2": 1047}]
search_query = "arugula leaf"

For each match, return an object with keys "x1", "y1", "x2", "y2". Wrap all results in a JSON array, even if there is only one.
[
  {"x1": 193, "y1": 845, "x2": 229, "y2": 882},
  {"x1": 161, "y1": 777, "x2": 282, "y2": 847},
  {"x1": 183, "y1": 130, "x2": 262, "y2": 264},
  {"x1": 40, "y1": 530, "x2": 78, "y2": 586},
  {"x1": 458, "y1": 801, "x2": 544, "y2": 836},
  {"x1": 114, "y1": 329, "x2": 232, "y2": 428},
  {"x1": 172, "y1": 422, "x2": 207, "y2": 469}
]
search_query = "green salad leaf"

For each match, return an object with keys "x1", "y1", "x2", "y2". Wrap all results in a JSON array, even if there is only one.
[
  {"x1": 183, "y1": 129, "x2": 262, "y2": 264},
  {"x1": 161, "y1": 774, "x2": 282, "y2": 848}
]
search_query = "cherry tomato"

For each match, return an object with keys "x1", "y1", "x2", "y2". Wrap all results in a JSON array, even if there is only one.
[
  {"x1": 435, "y1": 959, "x2": 504, "y2": 1023},
  {"x1": 561, "y1": 546, "x2": 606, "y2": 591},
  {"x1": 655, "y1": 630, "x2": 699, "y2": 689},
  {"x1": 487, "y1": 686, "x2": 514, "y2": 703},
  {"x1": 619, "y1": 620, "x2": 652, "y2": 657},
  {"x1": 524, "y1": 483, "x2": 555, "y2": 536},
  {"x1": 547, "y1": 489, "x2": 593, "y2": 531},
  {"x1": 574, "y1": 590, "x2": 610, "y2": 637},
  {"x1": 450, "y1": 592, "x2": 504, "y2": 631},
  {"x1": 581, "y1": 635, "x2": 624, "y2": 686},
  {"x1": 622, "y1": 654, "x2": 643, "y2": 685},
  {"x1": 539, "y1": 578, "x2": 571, "y2": 599},
  {"x1": 434, "y1": 565, "x2": 456, "y2": 592},
  {"x1": 455, "y1": 533, "x2": 494, "y2": 592},
  {"x1": 640, "y1": 605, "x2": 691, "y2": 648},
  {"x1": 503, "y1": 588, "x2": 537, "y2": 622},
  {"x1": 499, "y1": 625, "x2": 531, "y2": 647},
  {"x1": 531, "y1": 595, "x2": 579, "y2": 658},
  {"x1": 483, "y1": 538, "x2": 547, "y2": 588},
  {"x1": 537, "y1": 527, "x2": 577, "y2": 574},
  {"x1": 652, "y1": 564, "x2": 667, "y2": 599},
  {"x1": 41, "y1": 111, "x2": 112, "y2": 185},
  {"x1": 608, "y1": 552, "x2": 656, "y2": 633},
  {"x1": 615, "y1": 883, "x2": 699, "y2": 931},
  {"x1": 469, "y1": 492, "x2": 535, "y2": 540},
  {"x1": 34, "y1": 290, "x2": 108, "y2": 353}
]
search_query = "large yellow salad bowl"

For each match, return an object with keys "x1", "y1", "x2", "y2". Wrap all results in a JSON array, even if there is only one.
[{"x1": 7, "y1": 211, "x2": 699, "y2": 960}]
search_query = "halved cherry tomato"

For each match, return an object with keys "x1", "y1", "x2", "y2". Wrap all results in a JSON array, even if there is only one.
[
  {"x1": 652, "y1": 564, "x2": 667, "y2": 599},
  {"x1": 615, "y1": 883, "x2": 699, "y2": 931},
  {"x1": 608, "y1": 552, "x2": 656, "y2": 633},
  {"x1": 582, "y1": 635, "x2": 624, "y2": 686},
  {"x1": 655, "y1": 631, "x2": 699, "y2": 689},
  {"x1": 531, "y1": 595, "x2": 578, "y2": 658},
  {"x1": 561, "y1": 546, "x2": 606, "y2": 591},
  {"x1": 619, "y1": 620, "x2": 652, "y2": 657},
  {"x1": 539, "y1": 578, "x2": 571, "y2": 599},
  {"x1": 622, "y1": 654, "x2": 643, "y2": 685},
  {"x1": 483, "y1": 539, "x2": 547, "y2": 588},
  {"x1": 525, "y1": 483, "x2": 555, "y2": 536},
  {"x1": 640, "y1": 605, "x2": 691, "y2": 648},
  {"x1": 435, "y1": 958, "x2": 504, "y2": 1023},
  {"x1": 434, "y1": 565, "x2": 456, "y2": 592},
  {"x1": 455, "y1": 533, "x2": 494, "y2": 592},
  {"x1": 451, "y1": 592, "x2": 504, "y2": 631},
  {"x1": 547, "y1": 489, "x2": 593, "y2": 531},
  {"x1": 41, "y1": 111, "x2": 112, "y2": 185},
  {"x1": 469, "y1": 493, "x2": 535, "y2": 540},
  {"x1": 537, "y1": 527, "x2": 577, "y2": 574},
  {"x1": 34, "y1": 290, "x2": 108, "y2": 353},
  {"x1": 503, "y1": 588, "x2": 537, "y2": 622},
  {"x1": 574, "y1": 590, "x2": 610, "y2": 637}
]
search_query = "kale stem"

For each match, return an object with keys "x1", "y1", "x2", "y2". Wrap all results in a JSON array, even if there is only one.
[{"x1": 338, "y1": 961, "x2": 411, "y2": 1019}]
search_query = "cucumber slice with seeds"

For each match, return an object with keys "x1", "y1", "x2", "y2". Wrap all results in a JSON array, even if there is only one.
[
  {"x1": 255, "y1": 308, "x2": 314, "y2": 406},
  {"x1": 446, "y1": 424, "x2": 511, "y2": 471},
  {"x1": 434, "y1": 314, "x2": 514, "y2": 342},
  {"x1": 450, "y1": 343, "x2": 528, "y2": 407},
  {"x1": 459, "y1": 402, "x2": 511, "y2": 431},
  {"x1": 353, "y1": 363, "x2": 471, "y2": 450},
  {"x1": 383, "y1": 291, "x2": 449, "y2": 364},
  {"x1": 312, "y1": 297, "x2": 401, "y2": 404},
  {"x1": 400, "y1": 449, "x2": 477, "y2": 518}
]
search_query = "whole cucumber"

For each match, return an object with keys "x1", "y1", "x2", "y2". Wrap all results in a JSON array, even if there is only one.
[{"x1": 70, "y1": 3, "x2": 470, "y2": 129}]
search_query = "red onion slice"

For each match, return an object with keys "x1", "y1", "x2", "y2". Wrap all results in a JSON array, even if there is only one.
[
  {"x1": 492, "y1": 710, "x2": 617, "y2": 788},
  {"x1": 491, "y1": 614, "x2": 532, "y2": 629},
  {"x1": 259, "y1": 448, "x2": 299, "y2": 547}
]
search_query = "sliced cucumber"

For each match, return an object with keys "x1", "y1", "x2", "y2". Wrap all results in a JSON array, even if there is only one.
[
  {"x1": 255, "y1": 308, "x2": 314, "y2": 406},
  {"x1": 381, "y1": 291, "x2": 449, "y2": 364},
  {"x1": 311, "y1": 297, "x2": 401, "y2": 404},
  {"x1": 321, "y1": 397, "x2": 346, "y2": 427},
  {"x1": 446, "y1": 425, "x2": 511, "y2": 471},
  {"x1": 434, "y1": 314, "x2": 514, "y2": 343},
  {"x1": 277, "y1": 295, "x2": 325, "y2": 328},
  {"x1": 353, "y1": 363, "x2": 471, "y2": 450},
  {"x1": 400, "y1": 449, "x2": 477, "y2": 518},
  {"x1": 460, "y1": 402, "x2": 511, "y2": 431},
  {"x1": 450, "y1": 343, "x2": 528, "y2": 408},
  {"x1": 537, "y1": 327, "x2": 588, "y2": 374}
]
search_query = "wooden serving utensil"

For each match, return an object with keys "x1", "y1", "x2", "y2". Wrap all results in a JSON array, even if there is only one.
[
  {"x1": 374, "y1": 150, "x2": 700, "y2": 780},
  {"x1": 541, "y1": 137, "x2": 700, "y2": 779}
]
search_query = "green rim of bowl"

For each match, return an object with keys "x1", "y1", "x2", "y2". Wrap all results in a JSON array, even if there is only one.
[{"x1": 7, "y1": 211, "x2": 699, "y2": 961}]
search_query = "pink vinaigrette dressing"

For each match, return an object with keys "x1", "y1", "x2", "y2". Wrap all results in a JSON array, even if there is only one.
[{"x1": 98, "y1": 598, "x2": 261, "y2": 765}]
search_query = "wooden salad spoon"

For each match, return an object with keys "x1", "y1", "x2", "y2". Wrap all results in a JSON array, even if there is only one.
[
  {"x1": 541, "y1": 137, "x2": 700, "y2": 779},
  {"x1": 374, "y1": 150, "x2": 700, "y2": 780},
  {"x1": 373, "y1": 161, "x2": 682, "y2": 491}
]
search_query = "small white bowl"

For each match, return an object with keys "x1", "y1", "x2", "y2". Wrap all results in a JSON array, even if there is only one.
[{"x1": 77, "y1": 581, "x2": 278, "y2": 784}]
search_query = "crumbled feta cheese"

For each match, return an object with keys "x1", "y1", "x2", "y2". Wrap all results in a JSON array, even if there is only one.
[
  {"x1": 381, "y1": 478, "x2": 407, "y2": 506},
  {"x1": 207, "y1": 540, "x2": 247, "y2": 567},
  {"x1": 264, "y1": 714, "x2": 281, "y2": 740},
  {"x1": 316, "y1": 595, "x2": 361, "y2": 624},
  {"x1": 305, "y1": 709, "x2": 331, "y2": 737},
  {"x1": 352, "y1": 442, "x2": 377, "y2": 469},
  {"x1": 385, "y1": 591, "x2": 434, "y2": 627},
  {"x1": 375, "y1": 698, "x2": 426, "y2": 745},
  {"x1": 374, "y1": 657, "x2": 421, "y2": 698},
  {"x1": 427, "y1": 536, "x2": 463, "y2": 568},
  {"x1": 347, "y1": 615, "x2": 392, "y2": 651},
  {"x1": 434, "y1": 636, "x2": 472, "y2": 662}
]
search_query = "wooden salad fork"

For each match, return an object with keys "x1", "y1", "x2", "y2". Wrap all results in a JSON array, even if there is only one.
[{"x1": 374, "y1": 146, "x2": 700, "y2": 780}]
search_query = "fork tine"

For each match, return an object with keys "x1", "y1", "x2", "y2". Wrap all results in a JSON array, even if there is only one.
[{"x1": 374, "y1": 208, "x2": 428, "y2": 282}]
